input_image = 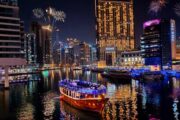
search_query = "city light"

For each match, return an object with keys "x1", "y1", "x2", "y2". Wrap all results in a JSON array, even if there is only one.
[
  {"x1": 0, "y1": 0, "x2": 180, "y2": 120},
  {"x1": 143, "y1": 19, "x2": 161, "y2": 28},
  {"x1": 42, "y1": 24, "x2": 53, "y2": 31}
]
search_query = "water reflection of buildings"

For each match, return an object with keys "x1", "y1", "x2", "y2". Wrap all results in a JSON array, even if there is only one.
[
  {"x1": 58, "y1": 69, "x2": 104, "y2": 84},
  {"x1": 171, "y1": 78, "x2": 180, "y2": 98},
  {"x1": 73, "y1": 70, "x2": 82, "y2": 80},
  {"x1": 141, "y1": 83, "x2": 161, "y2": 119},
  {"x1": 43, "y1": 92, "x2": 56, "y2": 119},
  {"x1": 104, "y1": 80, "x2": 167, "y2": 120},
  {"x1": 12, "y1": 84, "x2": 36, "y2": 120},
  {"x1": 139, "y1": 79, "x2": 180, "y2": 120},
  {"x1": 104, "y1": 82, "x2": 138, "y2": 120},
  {"x1": 2, "y1": 70, "x2": 180, "y2": 119},
  {"x1": 83, "y1": 71, "x2": 91, "y2": 81},
  {"x1": 171, "y1": 78, "x2": 180, "y2": 120},
  {"x1": 0, "y1": 90, "x2": 9, "y2": 120},
  {"x1": 18, "y1": 103, "x2": 34, "y2": 120}
]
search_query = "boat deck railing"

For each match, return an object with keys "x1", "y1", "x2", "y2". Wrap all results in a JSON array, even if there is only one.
[{"x1": 59, "y1": 80, "x2": 106, "y2": 95}]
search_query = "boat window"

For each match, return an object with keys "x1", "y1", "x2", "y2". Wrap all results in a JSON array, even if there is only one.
[
  {"x1": 80, "y1": 94, "x2": 85, "y2": 98},
  {"x1": 76, "y1": 93, "x2": 79, "y2": 98}
]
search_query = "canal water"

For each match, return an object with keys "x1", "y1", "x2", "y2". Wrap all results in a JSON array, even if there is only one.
[{"x1": 0, "y1": 69, "x2": 180, "y2": 120}]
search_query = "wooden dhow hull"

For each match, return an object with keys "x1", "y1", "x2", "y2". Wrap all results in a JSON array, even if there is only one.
[{"x1": 60, "y1": 92, "x2": 108, "y2": 113}]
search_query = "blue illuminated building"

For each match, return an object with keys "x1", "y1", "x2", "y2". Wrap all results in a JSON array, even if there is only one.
[{"x1": 141, "y1": 19, "x2": 176, "y2": 70}]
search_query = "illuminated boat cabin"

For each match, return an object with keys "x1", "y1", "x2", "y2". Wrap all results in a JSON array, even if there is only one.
[{"x1": 59, "y1": 80, "x2": 106, "y2": 99}]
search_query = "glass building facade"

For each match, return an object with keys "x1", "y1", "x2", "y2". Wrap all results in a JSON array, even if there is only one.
[
  {"x1": 141, "y1": 19, "x2": 176, "y2": 70},
  {"x1": 30, "y1": 22, "x2": 51, "y2": 65}
]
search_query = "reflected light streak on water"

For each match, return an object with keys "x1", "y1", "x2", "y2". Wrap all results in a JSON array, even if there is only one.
[
  {"x1": 104, "y1": 81, "x2": 138, "y2": 120},
  {"x1": 0, "y1": 69, "x2": 180, "y2": 120}
]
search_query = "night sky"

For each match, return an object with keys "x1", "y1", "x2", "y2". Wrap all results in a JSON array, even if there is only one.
[{"x1": 18, "y1": 0, "x2": 180, "y2": 47}]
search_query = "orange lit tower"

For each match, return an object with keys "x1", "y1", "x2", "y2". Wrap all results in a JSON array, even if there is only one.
[{"x1": 95, "y1": 0, "x2": 134, "y2": 66}]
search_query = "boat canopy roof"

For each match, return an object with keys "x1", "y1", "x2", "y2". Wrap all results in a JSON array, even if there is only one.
[{"x1": 59, "y1": 80, "x2": 106, "y2": 95}]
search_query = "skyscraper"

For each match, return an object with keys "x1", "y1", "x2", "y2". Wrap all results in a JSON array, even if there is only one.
[
  {"x1": 30, "y1": 22, "x2": 42, "y2": 65},
  {"x1": 90, "y1": 45, "x2": 98, "y2": 64},
  {"x1": 95, "y1": 0, "x2": 134, "y2": 66},
  {"x1": 41, "y1": 26, "x2": 51, "y2": 65},
  {"x1": 65, "y1": 47, "x2": 74, "y2": 65},
  {"x1": 52, "y1": 29, "x2": 60, "y2": 64},
  {"x1": 25, "y1": 33, "x2": 37, "y2": 64},
  {"x1": 30, "y1": 22, "x2": 51, "y2": 66},
  {"x1": 79, "y1": 42, "x2": 90, "y2": 65},
  {"x1": 176, "y1": 39, "x2": 180, "y2": 60},
  {"x1": 0, "y1": 0, "x2": 25, "y2": 88},
  {"x1": 0, "y1": 0, "x2": 26, "y2": 64},
  {"x1": 141, "y1": 19, "x2": 176, "y2": 70}
]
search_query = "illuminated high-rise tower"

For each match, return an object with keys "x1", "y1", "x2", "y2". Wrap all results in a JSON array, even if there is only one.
[
  {"x1": 141, "y1": 19, "x2": 176, "y2": 70},
  {"x1": 95, "y1": 0, "x2": 134, "y2": 65},
  {"x1": 30, "y1": 22, "x2": 51, "y2": 66}
]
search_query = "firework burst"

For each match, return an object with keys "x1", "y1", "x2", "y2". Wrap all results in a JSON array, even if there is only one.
[
  {"x1": 53, "y1": 11, "x2": 66, "y2": 22},
  {"x1": 174, "y1": 3, "x2": 180, "y2": 17},
  {"x1": 33, "y1": 7, "x2": 66, "y2": 29},
  {"x1": 149, "y1": 0, "x2": 167, "y2": 14},
  {"x1": 33, "y1": 8, "x2": 44, "y2": 19}
]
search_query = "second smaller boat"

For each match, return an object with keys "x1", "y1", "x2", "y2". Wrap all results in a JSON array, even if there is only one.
[{"x1": 101, "y1": 70, "x2": 132, "y2": 83}]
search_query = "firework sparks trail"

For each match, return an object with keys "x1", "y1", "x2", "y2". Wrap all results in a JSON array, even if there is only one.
[
  {"x1": 33, "y1": 8, "x2": 44, "y2": 18},
  {"x1": 174, "y1": 3, "x2": 180, "y2": 17},
  {"x1": 53, "y1": 11, "x2": 66, "y2": 22},
  {"x1": 45, "y1": 7, "x2": 66, "y2": 23},
  {"x1": 33, "y1": 7, "x2": 66, "y2": 28},
  {"x1": 149, "y1": 0, "x2": 167, "y2": 14}
]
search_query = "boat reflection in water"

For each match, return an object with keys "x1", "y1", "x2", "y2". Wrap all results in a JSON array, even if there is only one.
[{"x1": 60, "y1": 100, "x2": 102, "y2": 120}]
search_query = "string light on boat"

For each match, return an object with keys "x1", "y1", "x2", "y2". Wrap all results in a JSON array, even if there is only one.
[{"x1": 59, "y1": 80, "x2": 106, "y2": 95}]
